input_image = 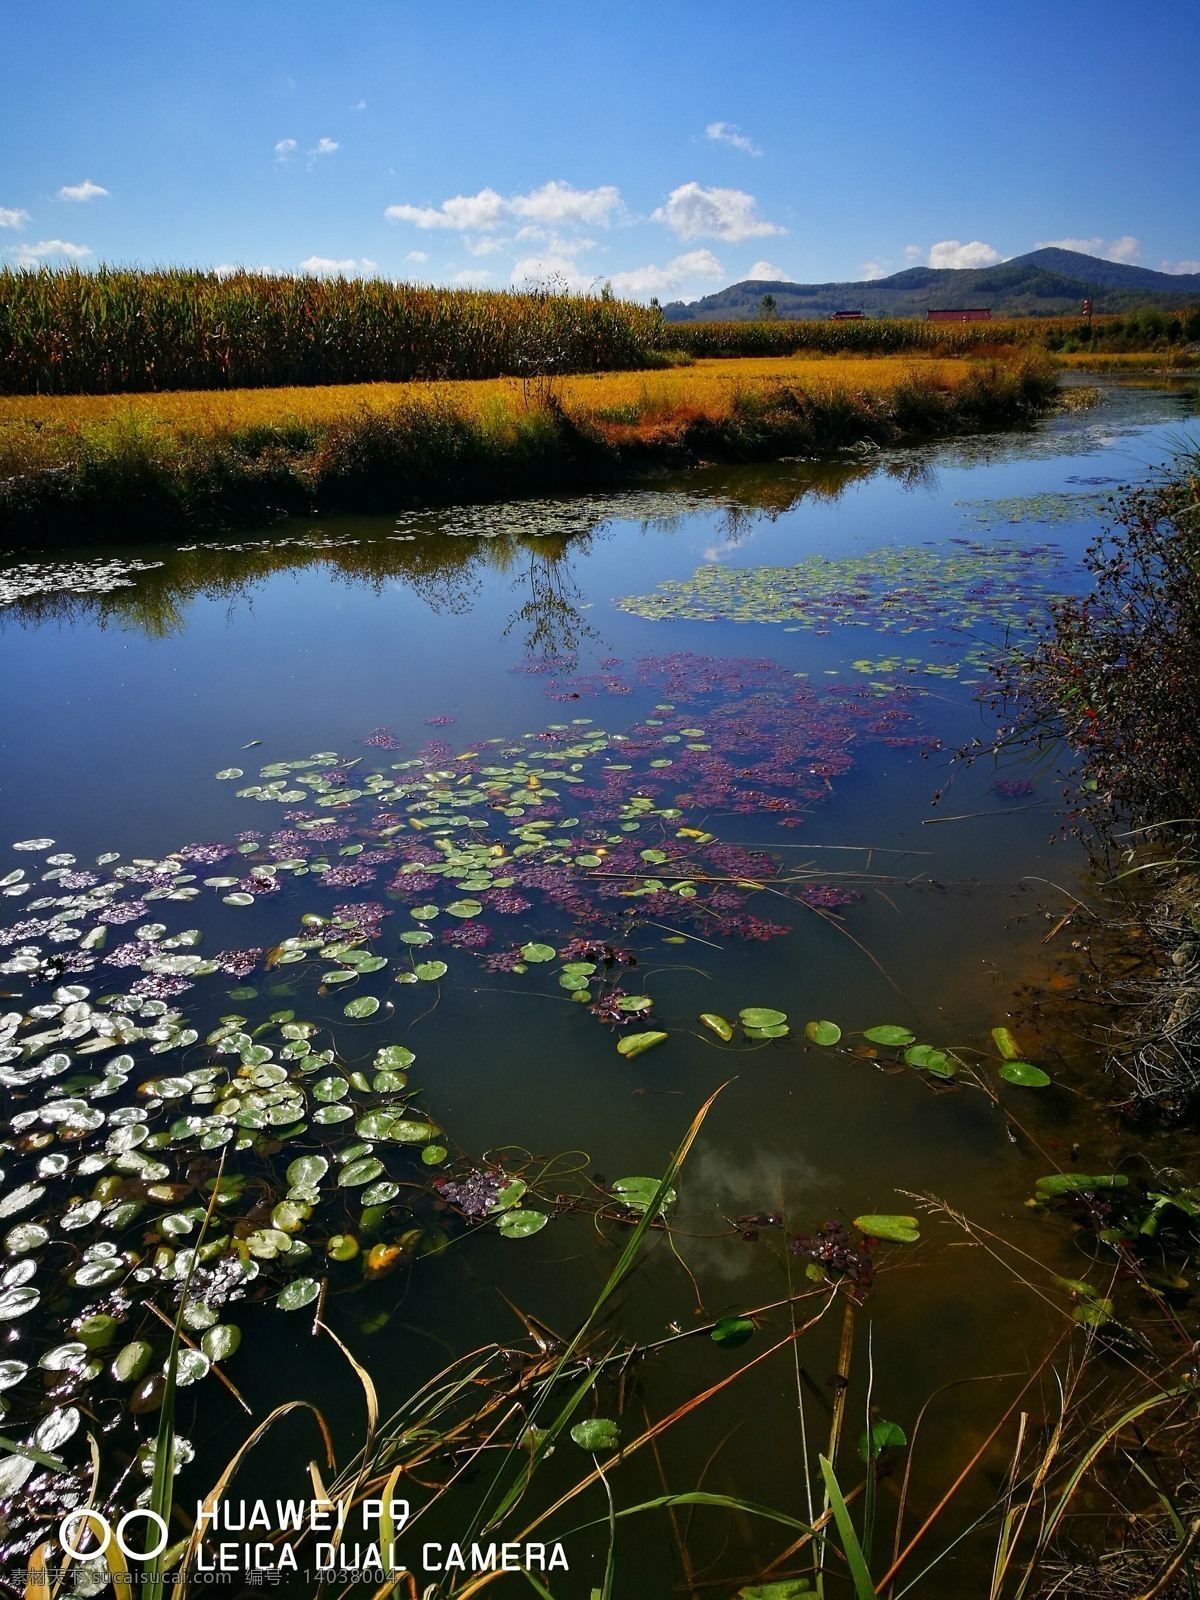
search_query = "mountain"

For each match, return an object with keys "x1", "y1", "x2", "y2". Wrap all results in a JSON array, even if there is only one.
[{"x1": 661, "y1": 249, "x2": 1200, "y2": 321}]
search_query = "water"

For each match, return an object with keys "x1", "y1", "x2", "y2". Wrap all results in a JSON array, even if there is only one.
[{"x1": 0, "y1": 379, "x2": 1195, "y2": 1596}]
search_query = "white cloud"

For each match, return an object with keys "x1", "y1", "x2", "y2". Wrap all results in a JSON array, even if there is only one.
[
  {"x1": 1162, "y1": 258, "x2": 1200, "y2": 275},
  {"x1": 387, "y1": 188, "x2": 506, "y2": 230},
  {"x1": 513, "y1": 226, "x2": 597, "y2": 258},
  {"x1": 652, "y1": 183, "x2": 783, "y2": 242},
  {"x1": 213, "y1": 262, "x2": 278, "y2": 278},
  {"x1": 451, "y1": 268, "x2": 493, "y2": 286},
  {"x1": 8, "y1": 238, "x2": 91, "y2": 265},
  {"x1": 464, "y1": 236, "x2": 508, "y2": 257},
  {"x1": 0, "y1": 207, "x2": 30, "y2": 229},
  {"x1": 351, "y1": 99, "x2": 367, "y2": 111},
  {"x1": 704, "y1": 121, "x2": 762, "y2": 156},
  {"x1": 748, "y1": 259, "x2": 786, "y2": 279},
  {"x1": 607, "y1": 248, "x2": 725, "y2": 298},
  {"x1": 404, "y1": 249, "x2": 429, "y2": 263},
  {"x1": 1034, "y1": 235, "x2": 1142, "y2": 264},
  {"x1": 386, "y1": 181, "x2": 620, "y2": 233},
  {"x1": 926, "y1": 239, "x2": 1002, "y2": 269},
  {"x1": 57, "y1": 179, "x2": 108, "y2": 202},
  {"x1": 274, "y1": 138, "x2": 297, "y2": 161},
  {"x1": 904, "y1": 244, "x2": 923, "y2": 263},
  {"x1": 859, "y1": 258, "x2": 892, "y2": 280},
  {"x1": 307, "y1": 138, "x2": 339, "y2": 164},
  {"x1": 299, "y1": 255, "x2": 377, "y2": 276},
  {"x1": 508, "y1": 181, "x2": 621, "y2": 226},
  {"x1": 1034, "y1": 235, "x2": 1103, "y2": 255}
]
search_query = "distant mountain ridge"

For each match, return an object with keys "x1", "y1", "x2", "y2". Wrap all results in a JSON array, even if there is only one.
[{"x1": 662, "y1": 248, "x2": 1200, "y2": 322}]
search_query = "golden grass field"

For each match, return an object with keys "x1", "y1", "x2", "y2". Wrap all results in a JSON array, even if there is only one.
[
  {"x1": 0, "y1": 355, "x2": 1010, "y2": 441},
  {"x1": 1053, "y1": 350, "x2": 1198, "y2": 371}
]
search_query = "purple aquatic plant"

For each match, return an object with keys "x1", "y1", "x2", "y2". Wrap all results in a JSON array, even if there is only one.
[
  {"x1": 95, "y1": 901, "x2": 150, "y2": 925},
  {"x1": 434, "y1": 1168, "x2": 507, "y2": 1218},
  {"x1": 320, "y1": 863, "x2": 377, "y2": 888},
  {"x1": 214, "y1": 948, "x2": 263, "y2": 978},
  {"x1": 442, "y1": 923, "x2": 492, "y2": 950},
  {"x1": 130, "y1": 974, "x2": 193, "y2": 1000},
  {"x1": 177, "y1": 843, "x2": 234, "y2": 865}
]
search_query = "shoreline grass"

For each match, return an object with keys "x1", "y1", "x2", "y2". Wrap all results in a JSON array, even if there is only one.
[{"x1": 0, "y1": 353, "x2": 1058, "y2": 544}]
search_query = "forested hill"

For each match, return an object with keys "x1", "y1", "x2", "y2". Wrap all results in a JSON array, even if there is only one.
[{"x1": 662, "y1": 248, "x2": 1200, "y2": 321}]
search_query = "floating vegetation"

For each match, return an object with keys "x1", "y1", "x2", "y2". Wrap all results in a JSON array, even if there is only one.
[
  {"x1": 953, "y1": 489, "x2": 1114, "y2": 527},
  {"x1": 0, "y1": 554, "x2": 165, "y2": 609},
  {"x1": 614, "y1": 540, "x2": 1074, "y2": 680},
  {"x1": 0, "y1": 647, "x2": 953, "y2": 1534}
]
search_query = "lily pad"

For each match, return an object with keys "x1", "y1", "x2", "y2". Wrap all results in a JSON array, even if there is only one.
[
  {"x1": 616, "y1": 1030, "x2": 668, "y2": 1059},
  {"x1": 805, "y1": 1020, "x2": 841, "y2": 1046},
  {"x1": 570, "y1": 1418, "x2": 619, "y2": 1451},
  {"x1": 711, "y1": 1315, "x2": 755, "y2": 1349},
  {"x1": 859, "y1": 1420, "x2": 908, "y2": 1460},
  {"x1": 740, "y1": 1008, "x2": 786, "y2": 1029},
  {"x1": 495, "y1": 1208, "x2": 548, "y2": 1239},
  {"x1": 991, "y1": 1026, "x2": 1021, "y2": 1060},
  {"x1": 863, "y1": 1026, "x2": 916, "y2": 1047},
  {"x1": 999, "y1": 1061, "x2": 1051, "y2": 1088},
  {"x1": 700, "y1": 1013, "x2": 734, "y2": 1041},
  {"x1": 277, "y1": 1277, "x2": 320, "y2": 1311},
  {"x1": 854, "y1": 1214, "x2": 920, "y2": 1244},
  {"x1": 344, "y1": 996, "x2": 381, "y2": 1019},
  {"x1": 611, "y1": 1176, "x2": 676, "y2": 1217}
]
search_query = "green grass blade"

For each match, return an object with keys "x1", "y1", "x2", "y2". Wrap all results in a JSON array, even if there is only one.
[{"x1": 819, "y1": 1455, "x2": 876, "y2": 1600}]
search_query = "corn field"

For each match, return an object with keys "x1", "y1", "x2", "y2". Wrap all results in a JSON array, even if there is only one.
[{"x1": 0, "y1": 268, "x2": 667, "y2": 395}]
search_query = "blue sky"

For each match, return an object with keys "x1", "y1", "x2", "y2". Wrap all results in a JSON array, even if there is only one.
[{"x1": 3, "y1": 0, "x2": 1197, "y2": 300}]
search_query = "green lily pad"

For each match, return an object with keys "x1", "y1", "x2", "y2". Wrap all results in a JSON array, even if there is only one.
[
  {"x1": 414, "y1": 961, "x2": 447, "y2": 981},
  {"x1": 740, "y1": 1008, "x2": 787, "y2": 1029},
  {"x1": 904, "y1": 1044, "x2": 952, "y2": 1074},
  {"x1": 805, "y1": 1020, "x2": 841, "y2": 1046},
  {"x1": 859, "y1": 1420, "x2": 907, "y2": 1460},
  {"x1": 570, "y1": 1418, "x2": 620, "y2": 1451},
  {"x1": 201, "y1": 1324, "x2": 241, "y2": 1363},
  {"x1": 519, "y1": 943, "x2": 556, "y2": 963},
  {"x1": 277, "y1": 1278, "x2": 320, "y2": 1311},
  {"x1": 1035, "y1": 1173, "x2": 1128, "y2": 1198},
  {"x1": 616, "y1": 1030, "x2": 668, "y2": 1059},
  {"x1": 339, "y1": 1158, "x2": 385, "y2": 1187},
  {"x1": 863, "y1": 1026, "x2": 916, "y2": 1047},
  {"x1": 611, "y1": 1176, "x2": 676, "y2": 1216},
  {"x1": 711, "y1": 1316, "x2": 755, "y2": 1349},
  {"x1": 991, "y1": 1026, "x2": 1021, "y2": 1060},
  {"x1": 999, "y1": 1061, "x2": 1052, "y2": 1087},
  {"x1": 700, "y1": 1013, "x2": 734, "y2": 1041},
  {"x1": 854, "y1": 1214, "x2": 920, "y2": 1244},
  {"x1": 344, "y1": 996, "x2": 380, "y2": 1019},
  {"x1": 495, "y1": 1208, "x2": 548, "y2": 1239}
]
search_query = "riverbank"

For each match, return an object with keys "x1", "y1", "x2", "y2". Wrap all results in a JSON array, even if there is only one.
[
  {"x1": 994, "y1": 444, "x2": 1200, "y2": 1117},
  {"x1": 0, "y1": 353, "x2": 1058, "y2": 543}
]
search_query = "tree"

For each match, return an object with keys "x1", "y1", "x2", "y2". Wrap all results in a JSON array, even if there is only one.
[{"x1": 759, "y1": 293, "x2": 778, "y2": 320}]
